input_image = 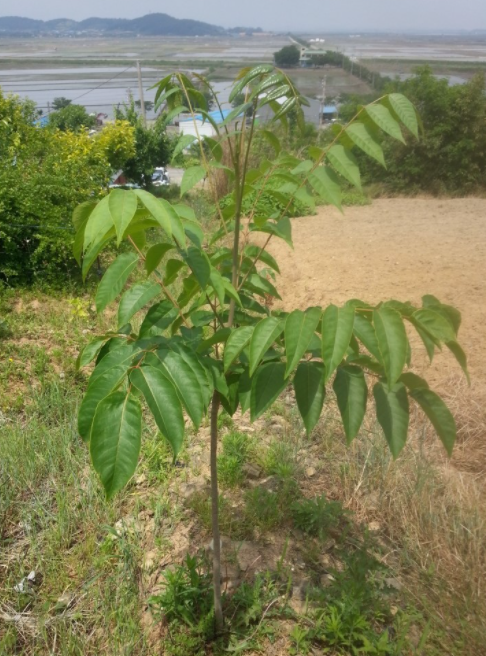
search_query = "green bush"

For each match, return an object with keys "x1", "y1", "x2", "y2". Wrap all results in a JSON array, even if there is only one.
[
  {"x1": 339, "y1": 67, "x2": 486, "y2": 194},
  {"x1": 291, "y1": 495, "x2": 347, "y2": 539}
]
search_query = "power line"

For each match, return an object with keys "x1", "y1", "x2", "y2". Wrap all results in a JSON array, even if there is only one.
[
  {"x1": 69, "y1": 65, "x2": 134, "y2": 103},
  {"x1": 2, "y1": 223, "x2": 74, "y2": 231}
]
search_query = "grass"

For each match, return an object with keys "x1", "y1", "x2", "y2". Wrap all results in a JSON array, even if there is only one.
[{"x1": 1, "y1": 287, "x2": 484, "y2": 654}]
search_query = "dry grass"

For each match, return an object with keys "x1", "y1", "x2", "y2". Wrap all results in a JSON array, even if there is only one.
[{"x1": 313, "y1": 386, "x2": 486, "y2": 654}]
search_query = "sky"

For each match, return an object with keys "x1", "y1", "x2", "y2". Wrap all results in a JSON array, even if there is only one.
[{"x1": 0, "y1": 0, "x2": 485, "y2": 33}]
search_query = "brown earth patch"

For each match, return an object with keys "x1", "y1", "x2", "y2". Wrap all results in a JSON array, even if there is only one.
[{"x1": 266, "y1": 197, "x2": 486, "y2": 437}]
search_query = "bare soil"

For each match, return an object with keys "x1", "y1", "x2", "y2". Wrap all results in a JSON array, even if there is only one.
[{"x1": 267, "y1": 198, "x2": 486, "y2": 403}]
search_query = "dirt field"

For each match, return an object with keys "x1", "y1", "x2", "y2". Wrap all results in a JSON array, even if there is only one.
[{"x1": 268, "y1": 198, "x2": 486, "y2": 405}]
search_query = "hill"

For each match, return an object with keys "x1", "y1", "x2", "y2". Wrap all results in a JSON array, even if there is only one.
[{"x1": 0, "y1": 13, "x2": 228, "y2": 36}]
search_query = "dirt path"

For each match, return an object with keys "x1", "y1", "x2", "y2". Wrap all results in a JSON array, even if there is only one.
[{"x1": 267, "y1": 198, "x2": 486, "y2": 402}]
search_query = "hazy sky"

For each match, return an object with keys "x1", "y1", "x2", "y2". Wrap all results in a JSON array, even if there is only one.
[{"x1": 1, "y1": 0, "x2": 485, "y2": 32}]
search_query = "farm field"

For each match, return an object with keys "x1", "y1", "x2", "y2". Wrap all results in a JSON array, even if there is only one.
[
  {"x1": 1, "y1": 197, "x2": 485, "y2": 654},
  {"x1": 268, "y1": 198, "x2": 486, "y2": 408}
]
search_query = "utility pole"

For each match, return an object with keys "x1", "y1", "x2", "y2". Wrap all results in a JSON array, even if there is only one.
[
  {"x1": 319, "y1": 76, "x2": 326, "y2": 126},
  {"x1": 136, "y1": 60, "x2": 147, "y2": 127}
]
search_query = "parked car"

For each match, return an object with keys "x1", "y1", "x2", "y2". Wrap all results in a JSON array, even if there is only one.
[
  {"x1": 108, "y1": 183, "x2": 142, "y2": 190},
  {"x1": 152, "y1": 167, "x2": 170, "y2": 187}
]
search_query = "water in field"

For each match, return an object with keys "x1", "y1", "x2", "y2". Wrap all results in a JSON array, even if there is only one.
[{"x1": 0, "y1": 66, "x2": 223, "y2": 119}]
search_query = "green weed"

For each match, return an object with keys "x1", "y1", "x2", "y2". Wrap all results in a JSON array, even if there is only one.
[
  {"x1": 291, "y1": 495, "x2": 348, "y2": 540},
  {"x1": 217, "y1": 431, "x2": 251, "y2": 488}
]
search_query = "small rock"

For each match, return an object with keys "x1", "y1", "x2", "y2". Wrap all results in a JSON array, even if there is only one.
[
  {"x1": 242, "y1": 463, "x2": 262, "y2": 480},
  {"x1": 143, "y1": 550, "x2": 158, "y2": 572},
  {"x1": 221, "y1": 565, "x2": 241, "y2": 584},
  {"x1": 320, "y1": 553, "x2": 332, "y2": 569},
  {"x1": 319, "y1": 573, "x2": 334, "y2": 588},
  {"x1": 252, "y1": 476, "x2": 279, "y2": 493},
  {"x1": 321, "y1": 538, "x2": 336, "y2": 553},
  {"x1": 54, "y1": 593, "x2": 73, "y2": 611},
  {"x1": 179, "y1": 482, "x2": 209, "y2": 500},
  {"x1": 385, "y1": 577, "x2": 403, "y2": 591},
  {"x1": 305, "y1": 466, "x2": 317, "y2": 478},
  {"x1": 271, "y1": 416, "x2": 290, "y2": 429},
  {"x1": 368, "y1": 521, "x2": 381, "y2": 532}
]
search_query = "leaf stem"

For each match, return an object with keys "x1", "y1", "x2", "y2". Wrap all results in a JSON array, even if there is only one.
[{"x1": 210, "y1": 390, "x2": 223, "y2": 634}]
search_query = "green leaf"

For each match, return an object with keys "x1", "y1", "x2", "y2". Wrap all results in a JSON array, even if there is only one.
[
  {"x1": 181, "y1": 165, "x2": 206, "y2": 197},
  {"x1": 209, "y1": 270, "x2": 225, "y2": 305},
  {"x1": 88, "y1": 343, "x2": 138, "y2": 389},
  {"x1": 294, "y1": 361, "x2": 325, "y2": 435},
  {"x1": 373, "y1": 307, "x2": 408, "y2": 385},
  {"x1": 118, "y1": 282, "x2": 161, "y2": 328},
  {"x1": 183, "y1": 247, "x2": 211, "y2": 289},
  {"x1": 164, "y1": 259, "x2": 186, "y2": 285},
  {"x1": 221, "y1": 102, "x2": 252, "y2": 126},
  {"x1": 78, "y1": 365, "x2": 127, "y2": 441},
  {"x1": 145, "y1": 243, "x2": 174, "y2": 275},
  {"x1": 387, "y1": 93, "x2": 419, "y2": 138},
  {"x1": 254, "y1": 216, "x2": 292, "y2": 247},
  {"x1": 229, "y1": 64, "x2": 274, "y2": 102},
  {"x1": 171, "y1": 134, "x2": 196, "y2": 161},
  {"x1": 284, "y1": 307, "x2": 322, "y2": 377},
  {"x1": 238, "y1": 368, "x2": 253, "y2": 414},
  {"x1": 345, "y1": 122, "x2": 386, "y2": 167},
  {"x1": 250, "y1": 362, "x2": 287, "y2": 421},
  {"x1": 422, "y1": 295, "x2": 461, "y2": 335},
  {"x1": 203, "y1": 135, "x2": 223, "y2": 161},
  {"x1": 249, "y1": 317, "x2": 285, "y2": 376},
  {"x1": 224, "y1": 326, "x2": 254, "y2": 372},
  {"x1": 81, "y1": 228, "x2": 117, "y2": 280},
  {"x1": 322, "y1": 304, "x2": 355, "y2": 383},
  {"x1": 400, "y1": 372, "x2": 429, "y2": 391},
  {"x1": 412, "y1": 321, "x2": 436, "y2": 362},
  {"x1": 139, "y1": 301, "x2": 176, "y2": 337},
  {"x1": 201, "y1": 357, "x2": 228, "y2": 398},
  {"x1": 73, "y1": 200, "x2": 96, "y2": 232},
  {"x1": 373, "y1": 381, "x2": 409, "y2": 459},
  {"x1": 76, "y1": 338, "x2": 108, "y2": 370},
  {"x1": 411, "y1": 388, "x2": 456, "y2": 456},
  {"x1": 73, "y1": 201, "x2": 96, "y2": 264},
  {"x1": 326, "y1": 145, "x2": 362, "y2": 189},
  {"x1": 133, "y1": 189, "x2": 172, "y2": 238},
  {"x1": 90, "y1": 391, "x2": 142, "y2": 499},
  {"x1": 148, "y1": 350, "x2": 206, "y2": 429},
  {"x1": 353, "y1": 314, "x2": 382, "y2": 361},
  {"x1": 261, "y1": 129, "x2": 281, "y2": 154},
  {"x1": 446, "y1": 341, "x2": 470, "y2": 385},
  {"x1": 130, "y1": 366, "x2": 184, "y2": 458},
  {"x1": 95, "y1": 253, "x2": 139, "y2": 314},
  {"x1": 333, "y1": 366, "x2": 368, "y2": 443},
  {"x1": 244, "y1": 245, "x2": 280, "y2": 273},
  {"x1": 161, "y1": 199, "x2": 187, "y2": 248},
  {"x1": 83, "y1": 195, "x2": 114, "y2": 252},
  {"x1": 244, "y1": 274, "x2": 281, "y2": 301},
  {"x1": 197, "y1": 328, "x2": 232, "y2": 353},
  {"x1": 412, "y1": 309, "x2": 456, "y2": 344},
  {"x1": 173, "y1": 344, "x2": 213, "y2": 408},
  {"x1": 223, "y1": 279, "x2": 242, "y2": 307},
  {"x1": 365, "y1": 104, "x2": 405, "y2": 144},
  {"x1": 108, "y1": 189, "x2": 138, "y2": 245},
  {"x1": 308, "y1": 167, "x2": 342, "y2": 210}
]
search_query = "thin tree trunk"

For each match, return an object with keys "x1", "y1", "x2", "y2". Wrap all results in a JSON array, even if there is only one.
[{"x1": 210, "y1": 390, "x2": 223, "y2": 633}]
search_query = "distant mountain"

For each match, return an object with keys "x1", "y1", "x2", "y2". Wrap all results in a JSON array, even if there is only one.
[{"x1": 0, "y1": 13, "x2": 229, "y2": 36}]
